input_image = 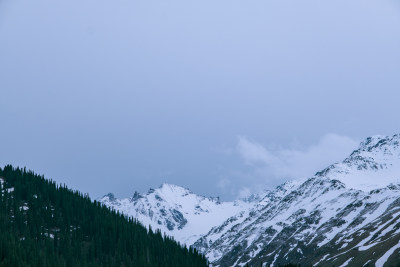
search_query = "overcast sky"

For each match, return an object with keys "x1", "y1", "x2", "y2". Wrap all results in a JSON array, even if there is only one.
[{"x1": 1, "y1": 0, "x2": 400, "y2": 200}]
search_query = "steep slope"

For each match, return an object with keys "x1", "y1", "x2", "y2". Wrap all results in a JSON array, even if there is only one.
[
  {"x1": 316, "y1": 134, "x2": 400, "y2": 191},
  {"x1": 192, "y1": 134, "x2": 400, "y2": 266},
  {"x1": 100, "y1": 183, "x2": 255, "y2": 245},
  {"x1": 99, "y1": 134, "x2": 400, "y2": 266},
  {"x1": 0, "y1": 165, "x2": 208, "y2": 267}
]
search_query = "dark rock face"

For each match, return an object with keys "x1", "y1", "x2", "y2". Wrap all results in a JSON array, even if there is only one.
[
  {"x1": 131, "y1": 191, "x2": 143, "y2": 201},
  {"x1": 105, "y1": 193, "x2": 115, "y2": 201},
  {"x1": 171, "y1": 209, "x2": 187, "y2": 230}
]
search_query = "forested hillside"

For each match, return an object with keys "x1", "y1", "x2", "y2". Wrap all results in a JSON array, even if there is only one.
[{"x1": 0, "y1": 165, "x2": 208, "y2": 267}]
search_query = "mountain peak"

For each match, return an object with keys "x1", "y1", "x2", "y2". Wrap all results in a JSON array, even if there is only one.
[
  {"x1": 131, "y1": 191, "x2": 143, "y2": 201},
  {"x1": 159, "y1": 183, "x2": 189, "y2": 191},
  {"x1": 103, "y1": 193, "x2": 116, "y2": 201},
  {"x1": 315, "y1": 133, "x2": 400, "y2": 191},
  {"x1": 100, "y1": 182, "x2": 254, "y2": 245},
  {"x1": 154, "y1": 183, "x2": 192, "y2": 197},
  {"x1": 98, "y1": 134, "x2": 400, "y2": 266},
  {"x1": 357, "y1": 134, "x2": 400, "y2": 153}
]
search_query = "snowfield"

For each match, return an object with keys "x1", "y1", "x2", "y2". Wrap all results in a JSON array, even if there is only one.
[{"x1": 101, "y1": 134, "x2": 400, "y2": 266}]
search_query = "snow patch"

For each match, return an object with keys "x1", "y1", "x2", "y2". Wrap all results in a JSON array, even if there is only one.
[
  {"x1": 338, "y1": 257, "x2": 353, "y2": 267},
  {"x1": 375, "y1": 240, "x2": 400, "y2": 267}
]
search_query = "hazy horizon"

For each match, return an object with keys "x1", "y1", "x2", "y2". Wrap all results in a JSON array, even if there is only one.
[{"x1": 1, "y1": 0, "x2": 400, "y2": 200}]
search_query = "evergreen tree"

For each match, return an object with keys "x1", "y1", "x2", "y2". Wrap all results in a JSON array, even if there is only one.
[{"x1": 0, "y1": 165, "x2": 208, "y2": 266}]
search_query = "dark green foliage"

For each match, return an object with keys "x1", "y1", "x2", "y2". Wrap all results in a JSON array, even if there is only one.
[
  {"x1": 0, "y1": 165, "x2": 208, "y2": 267},
  {"x1": 247, "y1": 262, "x2": 300, "y2": 267}
]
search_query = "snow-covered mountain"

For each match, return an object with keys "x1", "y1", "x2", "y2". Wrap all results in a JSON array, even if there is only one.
[
  {"x1": 100, "y1": 134, "x2": 400, "y2": 266},
  {"x1": 316, "y1": 134, "x2": 400, "y2": 190},
  {"x1": 100, "y1": 183, "x2": 255, "y2": 245},
  {"x1": 193, "y1": 134, "x2": 400, "y2": 266}
]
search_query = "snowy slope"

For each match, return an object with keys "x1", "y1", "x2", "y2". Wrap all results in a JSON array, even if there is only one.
[
  {"x1": 100, "y1": 134, "x2": 400, "y2": 266},
  {"x1": 193, "y1": 134, "x2": 400, "y2": 266},
  {"x1": 316, "y1": 134, "x2": 400, "y2": 191},
  {"x1": 100, "y1": 183, "x2": 255, "y2": 245}
]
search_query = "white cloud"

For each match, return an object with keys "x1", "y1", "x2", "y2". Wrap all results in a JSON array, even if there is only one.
[
  {"x1": 237, "y1": 137, "x2": 275, "y2": 165},
  {"x1": 237, "y1": 187, "x2": 252, "y2": 199},
  {"x1": 216, "y1": 133, "x2": 359, "y2": 199},
  {"x1": 237, "y1": 133, "x2": 359, "y2": 181}
]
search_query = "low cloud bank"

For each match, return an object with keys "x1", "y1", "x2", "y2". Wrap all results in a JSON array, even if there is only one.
[{"x1": 218, "y1": 134, "x2": 359, "y2": 198}]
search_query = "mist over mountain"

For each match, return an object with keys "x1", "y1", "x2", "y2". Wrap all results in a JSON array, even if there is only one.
[
  {"x1": 1, "y1": 0, "x2": 400, "y2": 265},
  {"x1": 1, "y1": 0, "x2": 400, "y2": 201},
  {"x1": 101, "y1": 134, "x2": 400, "y2": 266}
]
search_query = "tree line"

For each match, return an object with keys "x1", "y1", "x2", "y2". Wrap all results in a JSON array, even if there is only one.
[{"x1": 0, "y1": 165, "x2": 208, "y2": 267}]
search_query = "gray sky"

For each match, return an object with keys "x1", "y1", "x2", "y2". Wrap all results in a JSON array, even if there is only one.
[{"x1": 1, "y1": 0, "x2": 400, "y2": 200}]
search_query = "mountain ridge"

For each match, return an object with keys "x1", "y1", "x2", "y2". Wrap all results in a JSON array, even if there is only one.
[
  {"x1": 100, "y1": 183, "x2": 256, "y2": 245},
  {"x1": 101, "y1": 134, "x2": 400, "y2": 266}
]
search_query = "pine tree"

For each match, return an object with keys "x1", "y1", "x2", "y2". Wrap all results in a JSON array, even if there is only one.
[{"x1": 0, "y1": 165, "x2": 209, "y2": 266}]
